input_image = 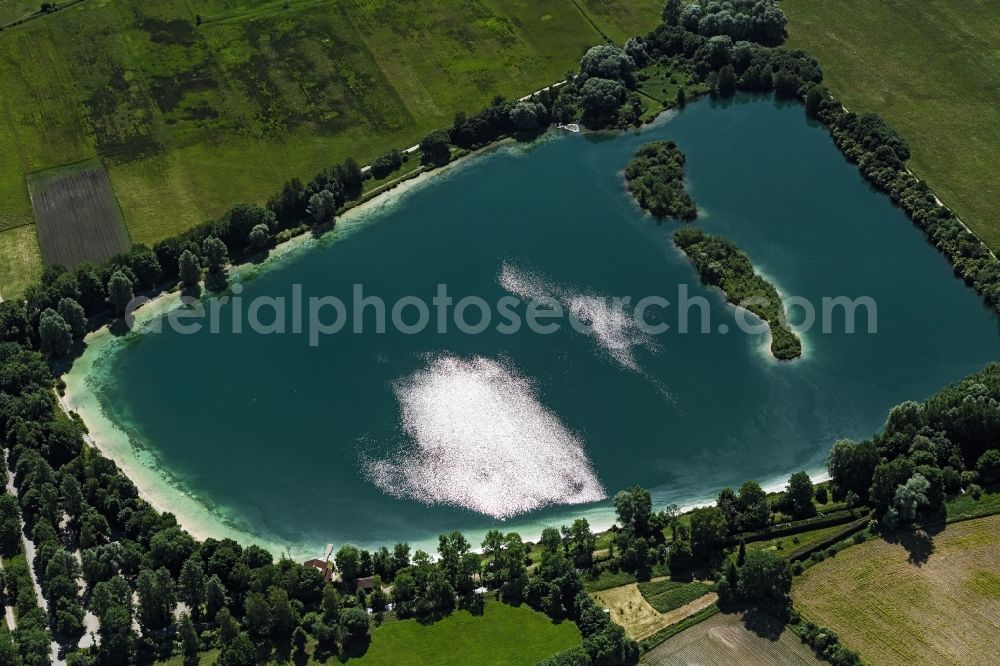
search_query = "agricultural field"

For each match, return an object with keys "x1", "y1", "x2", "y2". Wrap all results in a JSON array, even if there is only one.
[
  {"x1": 637, "y1": 579, "x2": 713, "y2": 614},
  {"x1": 592, "y1": 580, "x2": 716, "y2": 640},
  {"x1": 0, "y1": 0, "x2": 43, "y2": 26},
  {"x1": 643, "y1": 610, "x2": 823, "y2": 665},
  {"x1": 783, "y1": 0, "x2": 1000, "y2": 249},
  {"x1": 27, "y1": 160, "x2": 130, "y2": 268},
  {"x1": 573, "y1": 0, "x2": 663, "y2": 44},
  {"x1": 792, "y1": 514, "x2": 1000, "y2": 665},
  {"x1": 0, "y1": 0, "x2": 662, "y2": 297},
  {"x1": 0, "y1": 224, "x2": 42, "y2": 300}
]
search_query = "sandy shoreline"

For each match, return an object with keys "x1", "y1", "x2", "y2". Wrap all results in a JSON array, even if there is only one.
[{"x1": 56, "y1": 139, "x2": 532, "y2": 554}]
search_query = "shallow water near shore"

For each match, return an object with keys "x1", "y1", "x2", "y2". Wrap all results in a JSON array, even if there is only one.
[{"x1": 65, "y1": 94, "x2": 1000, "y2": 557}]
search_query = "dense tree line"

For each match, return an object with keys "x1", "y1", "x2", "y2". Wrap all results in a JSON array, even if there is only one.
[
  {"x1": 624, "y1": 141, "x2": 698, "y2": 220},
  {"x1": 827, "y1": 363, "x2": 1000, "y2": 530},
  {"x1": 790, "y1": 613, "x2": 863, "y2": 666},
  {"x1": 662, "y1": 0, "x2": 787, "y2": 47},
  {"x1": 1, "y1": 321, "x2": 640, "y2": 663},
  {"x1": 0, "y1": 453, "x2": 53, "y2": 665},
  {"x1": 674, "y1": 227, "x2": 802, "y2": 359},
  {"x1": 807, "y1": 87, "x2": 1000, "y2": 313}
]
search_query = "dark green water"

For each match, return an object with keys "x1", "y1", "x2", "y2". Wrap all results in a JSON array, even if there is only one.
[{"x1": 81, "y1": 95, "x2": 999, "y2": 555}]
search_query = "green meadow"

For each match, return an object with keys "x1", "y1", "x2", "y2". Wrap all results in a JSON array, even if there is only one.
[
  {"x1": 783, "y1": 0, "x2": 1000, "y2": 249},
  {"x1": 0, "y1": 0, "x2": 661, "y2": 297}
]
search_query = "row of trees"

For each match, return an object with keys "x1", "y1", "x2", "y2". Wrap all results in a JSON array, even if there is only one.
[{"x1": 805, "y1": 84, "x2": 1000, "y2": 316}]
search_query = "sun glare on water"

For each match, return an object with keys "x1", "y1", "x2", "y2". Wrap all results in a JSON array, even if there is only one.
[{"x1": 365, "y1": 355, "x2": 605, "y2": 519}]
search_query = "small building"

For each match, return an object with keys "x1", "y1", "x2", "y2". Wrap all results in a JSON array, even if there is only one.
[
  {"x1": 304, "y1": 544, "x2": 335, "y2": 582},
  {"x1": 304, "y1": 559, "x2": 334, "y2": 583},
  {"x1": 356, "y1": 576, "x2": 376, "y2": 591}
]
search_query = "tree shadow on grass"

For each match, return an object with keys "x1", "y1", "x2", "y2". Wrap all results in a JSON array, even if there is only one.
[
  {"x1": 337, "y1": 635, "x2": 372, "y2": 662},
  {"x1": 884, "y1": 525, "x2": 940, "y2": 566},
  {"x1": 308, "y1": 642, "x2": 338, "y2": 665},
  {"x1": 739, "y1": 608, "x2": 786, "y2": 641}
]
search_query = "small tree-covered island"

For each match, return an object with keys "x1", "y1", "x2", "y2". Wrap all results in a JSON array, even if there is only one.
[
  {"x1": 674, "y1": 228, "x2": 803, "y2": 360},
  {"x1": 624, "y1": 139, "x2": 801, "y2": 360},
  {"x1": 0, "y1": 0, "x2": 999, "y2": 665},
  {"x1": 624, "y1": 141, "x2": 698, "y2": 221}
]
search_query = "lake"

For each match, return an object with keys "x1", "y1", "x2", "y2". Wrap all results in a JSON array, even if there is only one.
[{"x1": 66, "y1": 95, "x2": 1000, "y2": 557}]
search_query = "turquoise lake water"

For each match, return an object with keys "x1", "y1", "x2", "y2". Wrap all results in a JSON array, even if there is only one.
[{"x1": 76, "y1": 95, "x2": 1000, "y2": 556}]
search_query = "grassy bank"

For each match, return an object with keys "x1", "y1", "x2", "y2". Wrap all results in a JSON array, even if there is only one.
[{"x1": 783, "y1": 0, "x2": 1000, "y2": 249}]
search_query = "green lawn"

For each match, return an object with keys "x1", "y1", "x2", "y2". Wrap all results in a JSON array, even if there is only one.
[
  {"x1": 636, "y1": 64, "x2": 700, "y2": 106},
  {"x1": 0, "y1": 0, "x2": 662, "y2": 296},
  {"x1": 348, "y1": 602, "x2": 580, "y2": 665},
  {"x1": 943, "y1": 486, "x2": 1000, "y2": 523},
  {"x1": 161, "y1": 602, "x2": 580, "y2": 665},
  {"x1": 572, "y1": 0, "x2": 664, "y2": 44},
  {"x1": 783, "y1": 0, "x2": 1000, "y2": 249}
]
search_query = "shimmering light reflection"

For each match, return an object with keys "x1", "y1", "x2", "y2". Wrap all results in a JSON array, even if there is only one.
[
  {"x1": 499, "y1": 262, "x2": 655, "y2": 371},
  {"x1": 366, "y1": 355, "x2": 605, "y2": 519}
]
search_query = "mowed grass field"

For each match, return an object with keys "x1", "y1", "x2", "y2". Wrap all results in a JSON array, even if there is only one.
[
  {"x1": 783, "y1": 0, "x2": 1000, "y2": 249},
  {"x1": 792, "y1": 514, "x2": 1000, "y2": 665},
  {"x1": 28, "y1": 160, "x2": 130, "y2": 268},
  {"x1": 643, "y1": 610, "x2": 823, "y2": 666},
  {"x1": 0, "y1": 0, "x2": 661, "y2": 297}
]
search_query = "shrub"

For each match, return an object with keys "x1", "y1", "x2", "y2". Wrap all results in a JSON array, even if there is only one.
[{"x1": 976, "y1": 449, "x2": 1000, "y2": 485}]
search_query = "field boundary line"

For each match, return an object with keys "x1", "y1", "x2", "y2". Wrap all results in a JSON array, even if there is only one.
[{"x1": 0, "y1": 0, "x2": 90, "y2": 33}]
